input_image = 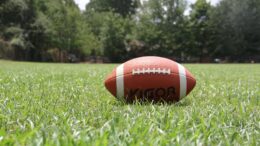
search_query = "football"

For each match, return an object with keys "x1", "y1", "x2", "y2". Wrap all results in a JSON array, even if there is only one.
[{"x1": 104, "y1": 56, "x2": 196, "y2": 103}]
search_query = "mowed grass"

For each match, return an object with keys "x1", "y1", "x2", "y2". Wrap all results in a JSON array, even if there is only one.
[{"x1": 0, "y1": 61, "x2": 259, "y2": 146}]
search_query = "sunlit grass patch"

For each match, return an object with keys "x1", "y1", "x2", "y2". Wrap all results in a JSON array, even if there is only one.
[{"x1": 0, "y1": 61, "x2": 259, "y2": 145}]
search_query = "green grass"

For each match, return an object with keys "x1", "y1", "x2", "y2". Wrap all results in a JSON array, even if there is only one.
[{"x1": 0, "y1": 61, "x2": 259, "y2": 146}]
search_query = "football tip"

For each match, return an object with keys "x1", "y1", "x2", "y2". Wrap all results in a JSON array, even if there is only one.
[
  {"x1": 186, "y1": 73, "x2": 196, "y2": 95},
  {"x1": 104, "y1": 70, "x2": 117, "y2": 97}
]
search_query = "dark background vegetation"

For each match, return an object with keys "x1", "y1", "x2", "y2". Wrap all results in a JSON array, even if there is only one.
[{"x1": 0, "y1": 0, "x2": 259, "y2": 63}]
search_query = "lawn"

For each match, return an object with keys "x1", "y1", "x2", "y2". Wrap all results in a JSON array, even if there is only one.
[{"x1": 0, "y1": 61, "x2": 259, "y2": 145}]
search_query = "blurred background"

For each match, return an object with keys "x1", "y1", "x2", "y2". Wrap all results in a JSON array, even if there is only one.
[{"x1": 0, "y1": 0, "x2": 259, "y2": 63}]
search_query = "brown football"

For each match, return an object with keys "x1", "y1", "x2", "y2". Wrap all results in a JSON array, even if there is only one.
[{"x1": 104, "y1": 56, "x2": 196, "y2": 103}]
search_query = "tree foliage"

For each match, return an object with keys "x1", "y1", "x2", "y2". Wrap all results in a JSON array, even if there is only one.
[
  {"x1": 189, "y1": 0, "x2": 213, "y2": 61},
  {"x1": 211, "y1": 0, "x2": 260, "y2": 59},
  {"x1": 1, "y1": 0, "x2": 259, "y2": 62},
  {"x1": 86, "y1": 0, "x2": 139, "y2": 17},
  {"x1": 132, "y1": 0, "x2": 187, "y2": 58}
]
